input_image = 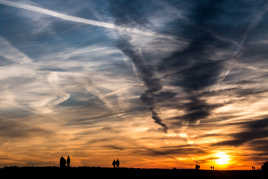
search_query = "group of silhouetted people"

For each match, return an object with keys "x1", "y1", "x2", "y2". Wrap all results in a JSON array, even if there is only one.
[
  {"x1": 112, "y1": 159, "x2": 120, "y2": 168},
  {"x1": 60, "y1": 155, "x2": 71, "y2": 168}
]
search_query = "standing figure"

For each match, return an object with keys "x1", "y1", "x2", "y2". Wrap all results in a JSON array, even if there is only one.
[
  {"x1": 60, "y1": 156, "x2": 66, "y2": 168},
  {"x1": 67, "y1": 155, "x2": 71, "y2": 168},
  {"x1": 116, "y1": 159, "x2": 120, "y2": 168},
  {"x1": 195, "y1": 161, "x2": 200, "y2": 170},
  {"x1": 112, "y1": 160, "x2": 116, "y2": 168},
  {"x1": 195, "y1": 164, "x2": 200, "y2": 170}
]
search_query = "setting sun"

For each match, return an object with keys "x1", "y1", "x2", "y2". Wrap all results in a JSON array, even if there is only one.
[{"x1": 215, "y1": 152, "x2": 230, "y2": 165}]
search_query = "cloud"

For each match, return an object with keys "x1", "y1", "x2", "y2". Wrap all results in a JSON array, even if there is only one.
[
  {"x1": 157, "y1": 2, "x2": 238, "y2": 124},
  {"x1": 212, "y1": 118, "x2": 268, "y2": 147},
  {"x1": 102, "y1": 145, "x2": 125, "y2": 151},
  {"x1": 0, "y1": 36, "x2": 32, "y2": 64},
  {"x1": 0, "y1": 0, "x2": 171, "y2": 39},
  {"x1": 137, "y1": 145, "x2": 207, "y2": 157},
  {"x1": 108, "y1": 0, "x2": 248, "y2": 129},
  {"x1": 0, "y1": 118, "x2": 52, "y2": 139},
  {"x1": 0, "y1": 56, "x2": 13, "y2": 66},
  {"x1": 117, "y1": 37, "x2": 168, "y2": 132},
  {"x1": 248, "y1": 139, "x2": 268, "y2": 156}
]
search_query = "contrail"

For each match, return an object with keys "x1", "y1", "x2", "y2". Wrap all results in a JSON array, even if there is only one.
[
  {"x1": 0, "y1": 0, "x2": 172, "y2": 39},
  {"x1": 219, "y1": 3, "x2": 268, "y2": 83}
]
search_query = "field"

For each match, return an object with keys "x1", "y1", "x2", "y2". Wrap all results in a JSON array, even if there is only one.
[{"x1": 0, "y1": 167, "x2": 265, "y2": 179}]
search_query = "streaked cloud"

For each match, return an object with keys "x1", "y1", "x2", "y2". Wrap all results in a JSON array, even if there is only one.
[{"x1": 0, "y1": 0, "x2": 172, "y2": 39}]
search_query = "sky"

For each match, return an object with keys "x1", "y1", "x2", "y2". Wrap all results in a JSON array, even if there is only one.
[{"x1": 0, "y1": 0, "x2": 268, "y2": 170}]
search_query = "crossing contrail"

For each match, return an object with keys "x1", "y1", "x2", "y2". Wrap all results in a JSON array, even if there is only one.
[{"x1": 0, "y1": 0, "x2": 173, "y2": 39}]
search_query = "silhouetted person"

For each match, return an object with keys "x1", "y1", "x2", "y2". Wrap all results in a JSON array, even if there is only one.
[
  {"x1": 60, "y1": 156, "x2": 66, "y2": 168},
  {"x1": 67, "y1": 155, "x2": 71, "y2": 168},
  {"x1": 112, "y1": 160, "x2": 116, "y2": 168},
  {"x1": 116, "y1": 159, "x2": 120, "y2": 168},
  {"x1": 262, "y1": 161, "x2": 268, "y2": 177},
  {"x1": 195, "y1": 164, "x2": 200, "y2": 170}
]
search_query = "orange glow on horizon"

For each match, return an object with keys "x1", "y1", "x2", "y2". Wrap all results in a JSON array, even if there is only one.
[{"x1": 215, "y1": 152, "x2": 230, "y2": 167}]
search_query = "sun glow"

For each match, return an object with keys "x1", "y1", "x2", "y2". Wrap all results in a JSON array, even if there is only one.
[{"x1": 215, "y1": 152, "x2": 230, "y2": 165}]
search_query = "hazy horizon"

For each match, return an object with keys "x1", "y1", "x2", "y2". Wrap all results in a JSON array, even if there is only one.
[{"x1": 0, "y1": 0, "x2": 268, "y2": 170}]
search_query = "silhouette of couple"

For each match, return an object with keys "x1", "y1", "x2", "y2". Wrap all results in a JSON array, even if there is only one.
[
  {"x1": 112, "y1": 159, "x2": 120, "y2": 168},
  {"x1": 60, "y1": 155, "x2": 71, "y2": 168}
]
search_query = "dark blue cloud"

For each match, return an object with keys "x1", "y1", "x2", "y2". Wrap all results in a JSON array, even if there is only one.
[
  {"x1": 0, "y1": 118, "x2": 52, "y2": 139},
  {"x1": 59, "y1": 92, "x2": 106, "y2": 109},
  {"x1": 212, "y1": 118, "x2": 268, "y2": 147},
  {"x1": 0, "y1": 56, "x2": 13, "y2": 66}
]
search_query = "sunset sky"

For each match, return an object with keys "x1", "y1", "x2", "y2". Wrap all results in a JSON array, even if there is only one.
[{"x1": 1, "y1": 0, "x2": 268, "y2": 170}]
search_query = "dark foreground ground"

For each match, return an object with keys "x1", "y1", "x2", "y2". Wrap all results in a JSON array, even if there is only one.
[{"x1": 0, "y1": 167, "x2": 265, "y2": 179}]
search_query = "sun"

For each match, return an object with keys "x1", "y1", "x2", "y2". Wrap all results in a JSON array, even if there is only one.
[{"x1": 215, "y1": 152, "x2": 230, "y2": 165}]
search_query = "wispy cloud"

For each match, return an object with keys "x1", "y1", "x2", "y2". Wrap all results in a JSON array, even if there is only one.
[
  {"x1": 0, "y1": 36, "x2": 32, "y2": 64},
  {"x1": 0, "y1": 0, "x2": 172, "y2": 39}
]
